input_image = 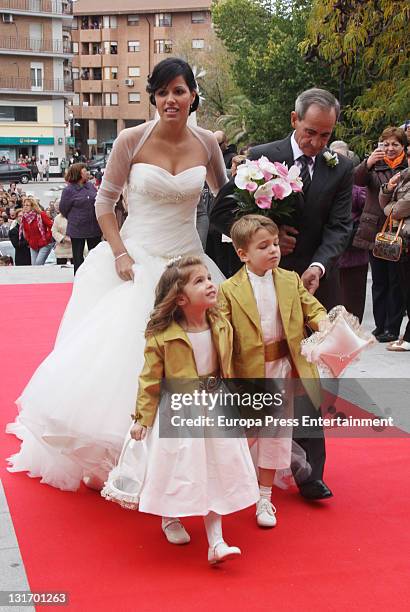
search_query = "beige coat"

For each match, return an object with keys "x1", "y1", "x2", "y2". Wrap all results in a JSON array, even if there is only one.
[
  {"x1": 218, "y1": 266, "x2": 327, "y2": 408},
  {"x1": 52, "y1": 213, "x2": 73, "y2": 259},
  {"x1": 135, "y1": 316, "x2": 233, "y2": 427}
]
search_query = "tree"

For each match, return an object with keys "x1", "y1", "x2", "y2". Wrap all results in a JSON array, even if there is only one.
[
  {"x1": 302, "y1": 0, "x2": 410, "y2": 154},
  {"x1": 171, "y1": 29, "x2": 241, "y2": 131},
  {"x1": 212, "y1": 0, "x2": 338, "y2": 146}
]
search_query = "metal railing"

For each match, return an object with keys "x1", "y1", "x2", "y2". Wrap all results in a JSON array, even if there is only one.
[
  {"x1": 0, "y1": 0, "x2": 72, "y2": 15},
  {"x1": 0, "y1": 75, "x2": 74, "y2": 92},
  {"x1": 0, "y1": 37, "x2": 72, "y2": 53}
]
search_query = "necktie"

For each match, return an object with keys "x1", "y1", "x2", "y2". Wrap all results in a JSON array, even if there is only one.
[{"x1": 299, "y1": 155, "x2": 312, "y2": 194}]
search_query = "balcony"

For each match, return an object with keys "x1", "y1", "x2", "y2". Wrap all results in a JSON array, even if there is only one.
[
  {"x1": 0, "y1": 36, "x2": 73, "y2": 57},
  {"x1": 0, "y1": 0, "x2": 72, "y2": 17},
  {"x1": 0, "y1": 75, "x2": 73, "y2": 95}
]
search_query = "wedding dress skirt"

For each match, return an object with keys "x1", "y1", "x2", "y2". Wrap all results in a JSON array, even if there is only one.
[{"x1": 7, "y1": 164, "x2": 224, "y2": 491}]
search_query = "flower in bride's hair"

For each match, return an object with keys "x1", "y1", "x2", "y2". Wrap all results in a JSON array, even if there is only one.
[
  {"x1": 166, "y1": 255, "x2": 183, "y2": 268},
  {"x1": 234, "y1": 160, "x2": 264, "y2": 191}
]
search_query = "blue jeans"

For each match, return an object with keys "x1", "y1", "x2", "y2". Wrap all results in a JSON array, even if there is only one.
[{"x1": 30, "y1": 243, "x2": 53, "y2": 265}]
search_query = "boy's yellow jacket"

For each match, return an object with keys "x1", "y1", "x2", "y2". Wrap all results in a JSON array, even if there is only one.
[
  {"x1": 134, "y1": 316, "x2": 233, "y2": 427},
  {"x1": 218, "y1": 265, "x2": 327, "y2": 408}
]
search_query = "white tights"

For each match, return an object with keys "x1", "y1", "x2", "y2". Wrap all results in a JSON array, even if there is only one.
[
  {"x1": 203, "y1": 511, "x2": 224, "y2": 548},
  {"x1": 162, "y1": 512, "x2": 224, "y2": 547}
]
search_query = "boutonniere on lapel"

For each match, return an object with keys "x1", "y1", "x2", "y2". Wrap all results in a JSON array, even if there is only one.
[{"x1": 323, "y1": 151, "x2": 339, "y2": 168}]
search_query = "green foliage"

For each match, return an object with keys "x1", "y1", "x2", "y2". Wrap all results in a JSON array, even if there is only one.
[
  {"x1": 304, "y1": 0, "x2": 410, "y2": 155},
  {"x1": 212, "y1": 0, "x2": 338, "y2": 146}
]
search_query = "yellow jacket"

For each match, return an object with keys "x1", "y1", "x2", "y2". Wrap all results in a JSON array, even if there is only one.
[
  {"x1": 218, "y1": 266, "x2": 327, "y2": 407},
  {"x1": 134, "y1": 315, "x2": 233, "y2": 427}
]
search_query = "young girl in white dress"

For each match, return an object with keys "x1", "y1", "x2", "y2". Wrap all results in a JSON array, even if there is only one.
[{"x1": 103, "y1": 256, "x2": 259, "y2": 564}]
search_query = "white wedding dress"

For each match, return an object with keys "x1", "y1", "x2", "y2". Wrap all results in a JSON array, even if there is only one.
[{"x1": 7, "y1": 163, "x2": 224, "y2": 491}]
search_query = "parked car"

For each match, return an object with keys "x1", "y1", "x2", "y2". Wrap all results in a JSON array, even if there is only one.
[
  {"x1": 0, "y1": 163, "x2": 32, "y2": 184},
  {"x1": 87, "y1": 155, "x2": 108, "y2": 176}
]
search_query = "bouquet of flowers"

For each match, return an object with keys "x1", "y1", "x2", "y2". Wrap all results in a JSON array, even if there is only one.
[{"x1": 232, "y1": 156, "x2": 303, "y2": 224}]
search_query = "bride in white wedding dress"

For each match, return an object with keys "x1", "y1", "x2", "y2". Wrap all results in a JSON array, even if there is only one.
[{"x1": 6, "y1": 58, "x2": 228, "y2": 491}]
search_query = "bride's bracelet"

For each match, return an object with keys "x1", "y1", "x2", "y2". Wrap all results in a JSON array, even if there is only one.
[{"x1": 114, "y1": 252, "x2": 128, "y2": 261}]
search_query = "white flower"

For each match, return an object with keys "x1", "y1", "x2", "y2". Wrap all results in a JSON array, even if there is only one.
[
  {"x1": 257, "y1": 156, "x2": 280, "y2": 180},
  {"x1": 234, "y1": 160, "x2": 264, "y2": 189},
  {"x1": 323, "y1": 151, "x2": 339, "y2": 167}
]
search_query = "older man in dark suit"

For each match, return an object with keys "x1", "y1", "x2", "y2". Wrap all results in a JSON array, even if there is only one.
[{"x1": 210, "y1": 88, "x2": 354, "y2": 500}]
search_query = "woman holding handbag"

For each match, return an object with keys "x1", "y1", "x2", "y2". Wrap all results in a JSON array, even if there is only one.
[
  {"x1": 379, "y1": 150, "x2": 410, "y2": 351},
  {"x1": 353, "y1": 127, "x2": 408, "y2": 343}
]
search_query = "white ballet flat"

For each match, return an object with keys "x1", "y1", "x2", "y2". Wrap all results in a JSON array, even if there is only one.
[
  {"x1": 162, "y1": 519, "x2": 191, "y2": 545},
  {"x1": 208, "y1": 541, "x2": 241, "y2": 565}
]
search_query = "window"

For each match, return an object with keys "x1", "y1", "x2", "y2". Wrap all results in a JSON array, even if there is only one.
[
  {"x1": 103, "y1": 16, "x2": 117, "y2": 29},
  {"x1": 73, "y1": 93, "x2": 80, "y2": 106},
  {"x1": 72, "y1": 68, "x2": 80, "y2": 80},
  {"x1": 128, "y1": 93, "x2": 140, "y2": 103},
  {"x1": 72, "y1": 42, "x2": 79, "y2": 54},
  {"x1": 127, "y1": 15, "x2": 139, "y2": 25},
  {"x1": 30, "y1": 63, "x2": 43, "y2": 90},
  {"x1": 155, "y1": 13, "x2": 172, "y2": 27},
  {"x1": 104, "y1": 41, "x2": 118, "y2": 54},
  {"x1": 192, "y1": 11, "x2": 206, "y2": 23},
  {"x1": 192, "y1": 39, "x2": 205, "y2": 49},
  {"x1": 128, "y1": 66, "x2": 140, "y2": 77},
  {"x1": 154, "y1": 39, "x2": 172, "y2": 54},
  {"x1": 104, "y1": 67, "x2": 118, "y2": 80},
  {"x1": 128, "y1": 41, "x2": 140, "y2": 52},
  {"x1": 72, "y1": 17, "x2": 78, "y2": 30},
  {"x1": 0, "y1": 106, "x2": 37, "y2": 122},
  {"x1": 105, "y1": 93, "x2": 118, "y2": 106},
  {"x1": 91, "y1": 43, "x2": 101, "y2": 55},
  {"x1": 82, "y1": 93, "x2": 90, "y2": 106},
  {"x1": 92, "y1": 93, "x2": 103, "y2": 106},
  {"x1": 93, "y1": 68, "x2": 102, "y2": 80}
]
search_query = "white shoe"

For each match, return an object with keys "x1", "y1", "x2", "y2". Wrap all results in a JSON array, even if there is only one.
[
  {"x1": 256, "y1": 498, "x2": 277, "y2": 528},
  {"x1": 208, "y1": 541, "x2": 241, "y2": 565},
  {"x1": 162, "y1": 519, "x2": 191, "y2": 545}
]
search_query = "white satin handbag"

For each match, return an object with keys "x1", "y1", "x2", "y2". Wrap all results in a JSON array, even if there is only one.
[
  {"x1": 101, "y1": 432, "x2": 147, "y2": 510},
  {"x1": 301, "y1": 306, "x2": 375, "y2": 377}
]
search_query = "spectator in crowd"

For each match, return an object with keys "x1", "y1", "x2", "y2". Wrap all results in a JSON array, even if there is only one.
[
  {"x1": 0, "y1": 194, "x2": 10, "y2": 210},
  {"x1": 44, "y1": 160, "x2": 50, "y2": 182},
  {"x1": 59, "y1": 163, "x2": 101, "y2": 273},
  {"x1": 52, "y1": 207, "x2": 73, "y2": 265},
  {"x1": 0, "y1": 255, "x2": 13, "y2": 266},
  {"x1": 9, "y1": 208, "x2": 31, "y2": 266},
  {"x1": 37, "y1": 159, "x2": 45, "y2": 181},
  {"x1": 0, "y1": 214, "x2": 10, "y2": 239},
  {"x1": 94, "y1": 168, "x2": 103, "y2": 188},
  {"x1": 353, "y1": 127, "x2": 408, "y2": 342},
  {"x1": 60, "y1": 158, "x2": 67, "y2": 175},
  {"x1": 8, "y1": 183, "x2": 17, "y2": 194},
  {"x1": 21, "y1": 196, "x2": 53, "y2": 265},
  {"x1": 8, "y1": 208, "x2": 17, "y2": 228},
  {"x1": 47, "y1": 201, "x2": 58, "y2": 220},
  {"x1": 214, "y1": 130, "x2": 237, "y2": 170},
  {"x1": 330, "y1": 140, "x2": 368, "y2": 322},
  {"x1": 29, "y1": 156, "x2": 38, "y2": 182},
  {"x1": 379, "y1": 148, "x2": 410, "y2": 351}
]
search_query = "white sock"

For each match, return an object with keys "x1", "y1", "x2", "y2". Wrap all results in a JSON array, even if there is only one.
[
  {"x1": 203, "y1": 511, "x2": 224, "y2": 548},
  {"x1": 259, "y1": 485, "x2": 272, "y2": 501}
]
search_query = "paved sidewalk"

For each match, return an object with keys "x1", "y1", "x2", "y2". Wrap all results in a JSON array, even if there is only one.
[{"x1": 0, "y1": 481, "x2": 34, "y2": 612}]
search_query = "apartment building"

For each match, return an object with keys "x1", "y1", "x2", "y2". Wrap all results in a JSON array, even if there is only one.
[
  {"x1": 71, "y1": 0, "x2": 212, "y2": 154},
  {"x1": 0, "y1": 0, "x2": 73, "y2": 165}
]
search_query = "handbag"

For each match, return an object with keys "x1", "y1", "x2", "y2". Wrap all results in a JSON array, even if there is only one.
[
  {"x1": 372, "y1": 215, "x2": 404, "y2": 262},
  {"x1": 101, "y1": 433, "x2": 147, "y2": 510}
]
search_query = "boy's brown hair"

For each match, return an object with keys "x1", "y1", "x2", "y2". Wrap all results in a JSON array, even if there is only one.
[{"x1": 230, "y1": 214, "x2": 279, "y2": 251}]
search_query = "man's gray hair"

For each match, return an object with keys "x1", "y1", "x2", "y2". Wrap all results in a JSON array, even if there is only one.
[
  {"x1": 330, "y1": 140, "x2": 349, "y2": 155},
  {"x1": 295, "y1": 88, "x2": 340, "y2": 120}
]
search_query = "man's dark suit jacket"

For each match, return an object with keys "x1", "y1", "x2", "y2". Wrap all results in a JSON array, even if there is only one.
[{"x1": 209, "y1": 135, "x2": 354, "y2": 309}]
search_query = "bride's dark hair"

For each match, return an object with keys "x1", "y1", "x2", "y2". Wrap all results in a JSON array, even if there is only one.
[{"x1": 146, "y1": 58, "x2": 200, "y2": 114}]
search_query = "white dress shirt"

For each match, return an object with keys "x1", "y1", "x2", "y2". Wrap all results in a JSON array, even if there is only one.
[
  {"x1": 290, "y1": 132, "x2": 325, "y2": 277},
  {"x1": 246, "y1": 267, "x2": 284, "y2": 343}
]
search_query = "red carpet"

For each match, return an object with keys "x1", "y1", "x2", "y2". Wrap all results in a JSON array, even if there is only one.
[{"x1": 1, "y1": 284, "x2": 409, "y2": 611}]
